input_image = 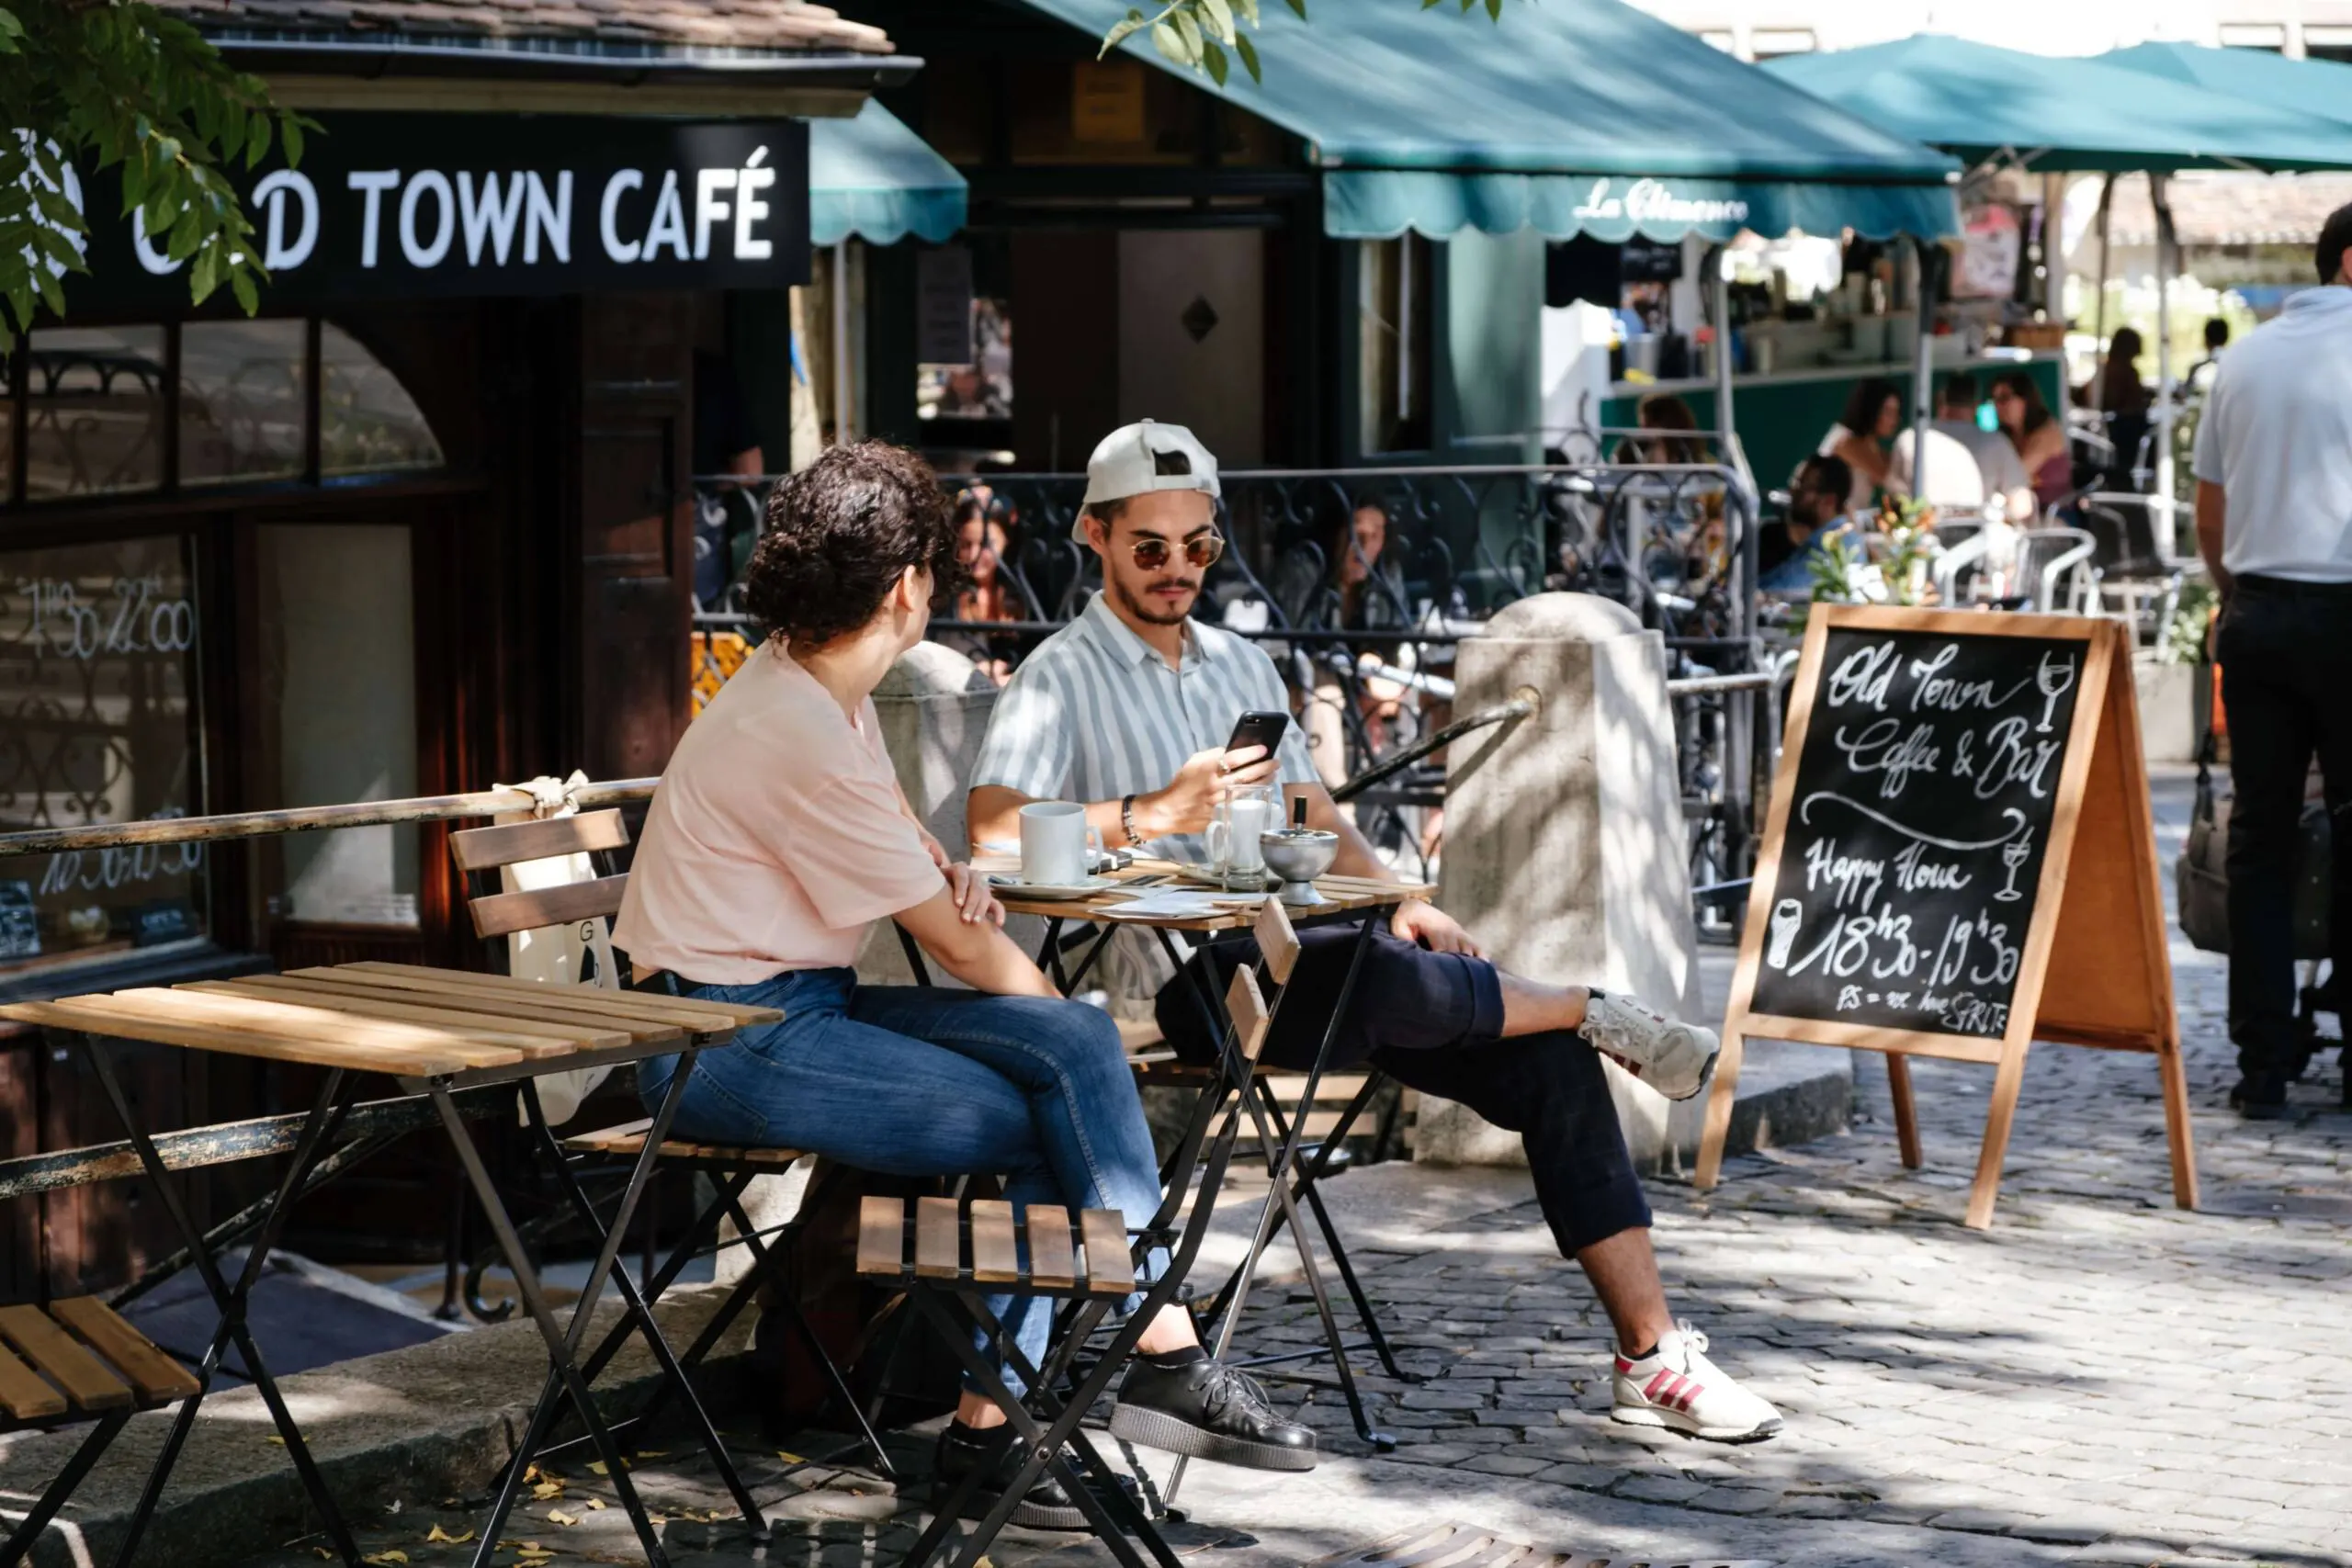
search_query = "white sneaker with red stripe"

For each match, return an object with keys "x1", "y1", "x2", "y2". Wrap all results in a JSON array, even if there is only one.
[
  {"x1": 1611, "y1": 1323, "x2": 1781, "y2": 1442},
  {"x1": 1580, "y1": 991, "x2": 1721, "y2": 1101}
]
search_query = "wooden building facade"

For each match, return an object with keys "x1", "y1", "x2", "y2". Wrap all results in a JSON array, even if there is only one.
[{"x1": 0, "y1": 2, "x2": 910, "y2": 1292}]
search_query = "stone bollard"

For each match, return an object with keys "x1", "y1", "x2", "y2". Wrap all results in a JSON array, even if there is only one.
[{"x1": 1419, "y1": 592, "x2": 1704, "y2": 1173}]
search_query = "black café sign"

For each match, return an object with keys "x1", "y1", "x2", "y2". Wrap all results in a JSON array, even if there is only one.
[{"x1": 75, "y1": 114, "x2": 812, "y2": 306}]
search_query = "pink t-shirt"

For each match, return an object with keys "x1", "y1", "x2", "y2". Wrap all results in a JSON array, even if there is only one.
[{"x1": 613, "y1": 642, "x2": 944, "y2": 984}]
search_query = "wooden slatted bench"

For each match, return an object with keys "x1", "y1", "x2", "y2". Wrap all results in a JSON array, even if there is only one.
[
  {"x1": 1, "y1": 1298, "x2": 203, "y2": 1560},
  {"x1": 854, "y1": 1194, "x2": 1134, "y2": 1300}
]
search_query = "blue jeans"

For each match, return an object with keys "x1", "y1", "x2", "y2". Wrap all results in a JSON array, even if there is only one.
[{"x1": 637, "y1": 969, "x2": 1165, "y2": 1393}]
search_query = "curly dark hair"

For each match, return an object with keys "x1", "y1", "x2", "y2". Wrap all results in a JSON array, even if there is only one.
[{"x1": 741, "y1": 441, "x2": 964, "y2": 649}]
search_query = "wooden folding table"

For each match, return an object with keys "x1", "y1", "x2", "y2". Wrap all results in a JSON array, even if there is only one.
[{"x1": 0, "y1": 964, "x2": 776, "y2": 1568}]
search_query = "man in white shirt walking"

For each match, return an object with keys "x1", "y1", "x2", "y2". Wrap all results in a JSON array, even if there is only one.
[{"x1": 2192, "y1": 202, "x2": 2352, "y2": 1116}]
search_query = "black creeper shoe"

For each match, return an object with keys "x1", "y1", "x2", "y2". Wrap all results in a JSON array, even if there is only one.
[
  {"x1": 931, "y1": 1421, "x2": 1139, "y2": 1531},
  {"x1": 1109, "y1": 1351, "x2": 1318, "y2": 1472}
]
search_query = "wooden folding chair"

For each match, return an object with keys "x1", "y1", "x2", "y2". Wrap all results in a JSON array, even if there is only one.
[
  {"x1": 854, "y1": 908, "x2": 1299, "y2": 1568},
  {"x1": 0, "y1": 1299, "x2": 200, "y2": 1561},
  {"x1": 444, "y1": 808, "x2": 882, "y2": 1552}
]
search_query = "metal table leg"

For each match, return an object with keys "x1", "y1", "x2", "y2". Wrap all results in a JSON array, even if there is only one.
[
  {"x1": 514, "y1": 1084, "x2": 770, "y2": 1540},
  {"x1": 1222, "y1": 1074, "x2": 1411, "y2": 1382},
  {"x1": 81, "y1": 1039, "x2": 365, "y2": 1568},
  {"x1": 419, "y1": 1049, "x2": 700, "y2": 1568},
  {"x1": 1155, "y1": 916, "x2": 1396, "y2": 1503}
]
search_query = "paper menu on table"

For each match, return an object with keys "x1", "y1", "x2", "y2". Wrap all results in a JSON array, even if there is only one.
[{"x1": 1090, "y1": 888, "x2": 1260, "y2": 921}]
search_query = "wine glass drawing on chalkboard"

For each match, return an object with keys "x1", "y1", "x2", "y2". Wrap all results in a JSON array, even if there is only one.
[
  {"x1": 1997, "y1": 829, "x2": 2034, "y2": 903},
  {"x1": 2035, "y1": 651, "x2": 2077, "y2": 734},
  {"x1": 1767, "y1": 898, "x2": 1804, "y2": 969}
]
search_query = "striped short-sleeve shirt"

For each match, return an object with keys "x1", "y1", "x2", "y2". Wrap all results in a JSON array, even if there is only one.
[{"x1": 969, "y1": 592, "x2": 1319, "y2": 863}]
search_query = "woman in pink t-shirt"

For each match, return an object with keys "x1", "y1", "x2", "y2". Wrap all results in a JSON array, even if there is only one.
[{"x1": 613, "y1": 442, "x2": 1314, "y2": 1526}]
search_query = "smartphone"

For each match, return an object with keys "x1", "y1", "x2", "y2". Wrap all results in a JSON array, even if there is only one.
[{"x1": 1224, "y1": 710, "x2": 1291, "y2": 760}]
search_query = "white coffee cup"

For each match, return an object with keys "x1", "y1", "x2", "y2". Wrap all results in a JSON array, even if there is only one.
[{"x1": 1020, "y1": 801, "x2": 1092, "y2": 887}]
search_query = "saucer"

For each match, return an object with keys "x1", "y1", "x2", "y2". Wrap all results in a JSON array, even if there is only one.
[{"x1": 985, "y1": 874, "x2": 1120, "y2": 901}]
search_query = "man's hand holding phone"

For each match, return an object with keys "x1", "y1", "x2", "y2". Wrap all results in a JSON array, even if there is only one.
[
  {"x1": 1135, "y1": 744, "x2": 1276, "y2": 840},
  {"x1": 1131, "y1": 711, "x2": 1289, "y2": 841}
]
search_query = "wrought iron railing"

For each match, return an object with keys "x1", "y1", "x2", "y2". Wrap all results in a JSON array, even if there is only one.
[{"x1": 693, "y1": 458, "x2": 1770, "y2": 919}]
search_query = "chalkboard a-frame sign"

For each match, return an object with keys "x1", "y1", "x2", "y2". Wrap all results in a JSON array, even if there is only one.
[{"x1": 1695, "y1": 606, "x2": 2198, "y2": 1229}]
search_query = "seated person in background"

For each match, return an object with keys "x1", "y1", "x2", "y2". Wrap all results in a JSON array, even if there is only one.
[
  {"x1": 1889, "y1": 371, "x2": 2034, "y2": 523},
  {"x1": 967, "y1": 420, "x2": 1784, "y2": 1444},
  {"x1": 2098, "y1": 327, "x2": 2154, "y2": 480},
  {"x1": 2100, "y1": 327, "x2": 2154, "y2": 418},
  {"x1": 613, "y1": 441, "x2": 1315, "y2": 1528},
  {"x1": 1274, "y1": 499, "x2": 1414, "y2": 789},
  {"x1": 1939, "y1": 371, "x2": 2036, "y2": 522},
  {"x1": 1758, "y1": 455, "x2": 1853, "y2": 595},
  {"x1": 1614, "y1": 391, "x2": 1709, "y2": 467},
  {"x1": 1817, "y1": 378, "x2": 1902, "y2": 513},
  {"x1": 936, "y1": 493, "x2": 1021, "y2": 685},
  {"x1": 1992, "y1": 371, "x2": 2073, "y2": 515}
]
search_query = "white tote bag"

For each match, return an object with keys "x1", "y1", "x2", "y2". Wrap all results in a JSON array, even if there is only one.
[{"x1": 494, "y1": 773, "x2": 621, "y2": 1127}]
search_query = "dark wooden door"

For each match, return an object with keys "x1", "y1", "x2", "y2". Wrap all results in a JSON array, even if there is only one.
[{"x1": 572, "y1": 295, "x2": 695, "y2": 784}]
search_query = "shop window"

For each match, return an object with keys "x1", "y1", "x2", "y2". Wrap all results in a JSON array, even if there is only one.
[
  {"x1": 2301, "y1": 24, "x2": 2352, "y2": 61},
  {"x1": 2, "y1": 318, "x2": 442, "y2": 505},
  {"x1": 1360, "y1": 235, "x2": 1433, "y2": 456},
  {"x1": 1749, "y1": 28, "x2": 1817, "y2": 59},
  {"x1": 916, "y1": 239, "x2": 1014, "y2": 434},
  {"x1": 23, "y1": 327, "x2": 167, "y2": 501},
  {"x1": 255, "y1": 524, "x2": 420, "y2": 928},
  {"x1": 0, "y1": 536, "x2": 208, "y2": 980},
  {"x1": 320, "y1": 323, "x2": 444, "y2": 477},
  {"x1": 920, "y1": 59, "x2": 990, "y2": 165},
  {"x1": 1009, "y1": 58, "x2": 1204, "y2": 164},
  {"x1": 180, "y1": 320, "x2": 308, "y2": 485},
  {"x1": 2219, "y1": 22, "x2": 2288, "y2": 50}
]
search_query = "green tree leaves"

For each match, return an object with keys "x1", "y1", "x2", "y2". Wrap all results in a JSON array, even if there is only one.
[
  {"x1": 1102, "y1": 0, "x2": 1510, "y2": 83},
  {"x1": 0, "y1": 1, "x2": 314, "y2": 343}
]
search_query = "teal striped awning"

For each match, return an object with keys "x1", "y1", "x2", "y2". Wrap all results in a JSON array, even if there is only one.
[
  {"x1": 2098, "y1": 42, "x2": 2352, "y2": 134},
  {"x1": 1011, "y1": 0, "x2": 1961, "y2": 241},
  {"x1": 1768, "y1": 35, "x2": 2352, "y2": 174},
  {"x1": 810, "y1": 100, "x2": 967, "y2": 246}
]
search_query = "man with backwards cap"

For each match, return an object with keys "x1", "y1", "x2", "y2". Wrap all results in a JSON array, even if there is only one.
[{"x1": 968, "y1": 421, "x2": 1783, "y2": 1445}]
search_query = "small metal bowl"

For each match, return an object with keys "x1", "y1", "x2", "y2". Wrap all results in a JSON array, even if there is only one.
[{"x1": 1260, "y1": 828, "x2": 1340, "y2": 905}]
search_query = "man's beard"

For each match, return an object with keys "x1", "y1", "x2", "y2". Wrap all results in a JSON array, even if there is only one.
[{"x1": 1112, "y1": 574, "x2": 1197, "y2": 626}]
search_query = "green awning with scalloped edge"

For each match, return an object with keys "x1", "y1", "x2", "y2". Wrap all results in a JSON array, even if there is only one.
[
  {"x1": 1011, "y1": 0, "x2": 1961, "y2": 241},
  {"x1": 811, "y1": 100, "x2": 966, "y2": 246}
]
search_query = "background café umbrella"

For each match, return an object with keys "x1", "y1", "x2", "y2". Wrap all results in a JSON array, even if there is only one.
[{"x1": 1767, "y1": 32, "x2": 2352, "y2": 515}]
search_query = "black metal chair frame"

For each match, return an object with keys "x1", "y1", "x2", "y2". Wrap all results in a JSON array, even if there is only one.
[
  {"x1": 881, "y1": 915, "x2": 1291, "y2": 1568},
  {"x1": 538, "y1": 1098, "x2": 899, "y2": 1485}
]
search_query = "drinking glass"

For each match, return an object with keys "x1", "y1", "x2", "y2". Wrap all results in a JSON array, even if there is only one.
[{"x1": 1206, "y1": 783, "x2": 1282, "y2": 894}]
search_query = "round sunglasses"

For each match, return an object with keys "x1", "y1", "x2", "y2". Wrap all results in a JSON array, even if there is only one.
[{"x1": 1124, "y1": 532, "x2": 1227, "y2": 571}]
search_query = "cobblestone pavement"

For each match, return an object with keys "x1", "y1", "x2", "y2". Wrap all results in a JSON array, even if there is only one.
[{"x1": 254, "y1": 772, "x2": 2350, "y2": 1568}]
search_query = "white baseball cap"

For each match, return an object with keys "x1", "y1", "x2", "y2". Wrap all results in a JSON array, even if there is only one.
[{"x1": 1073, "y1": 420, "x2": 1220, "y2": 541}]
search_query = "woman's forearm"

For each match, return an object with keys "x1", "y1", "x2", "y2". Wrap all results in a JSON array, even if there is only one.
[
  {"x1": 933, "y1": 926, "x2": 1061, "y2": 998},
  {"x1": 897, "y1": 887, "x2": 1060, "y2": 998}
]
